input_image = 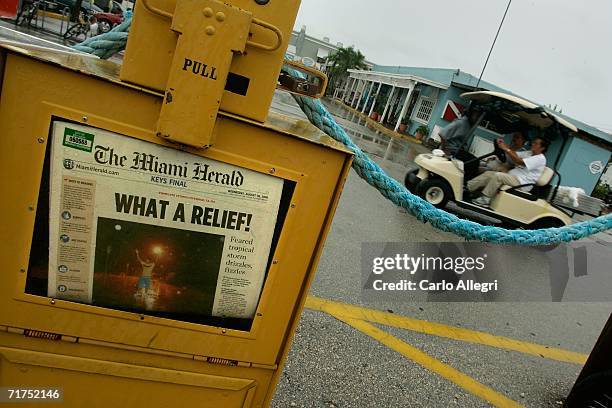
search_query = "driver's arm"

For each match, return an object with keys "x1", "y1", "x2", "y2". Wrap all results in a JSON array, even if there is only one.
[{"x1": 503, "y1": 147, "x2": 525, "y2": 166}]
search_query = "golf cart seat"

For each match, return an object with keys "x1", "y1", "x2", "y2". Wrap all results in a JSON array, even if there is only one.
[
  {"x1": 502, "y1": 167, "x2": 555, "y2": 201},
  {"x1": 535, "y1": 167, "x2": 555, "y2": 186}
]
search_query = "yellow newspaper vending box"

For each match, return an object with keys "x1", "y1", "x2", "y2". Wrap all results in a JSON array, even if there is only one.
[{"x1": 0, "y1": 0, "x2": 352, "y2": 406}]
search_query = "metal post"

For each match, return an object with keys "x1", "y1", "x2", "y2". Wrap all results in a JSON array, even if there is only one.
[
  {"x1": 350, "y1": 77, "x2": 358, "y2": 102},
  {"x1": 355, "y1": 79, "x2": 369, "y2": 111},
  {"x1": 388, "y1": 87, "x2": 403, "y2": 122},
  {"x1": 60, "y1": 7, "x2": 71, "y2": 35},
  {"x1": 477, "y1": 0, "x2": 513, "y2": 88},
  {"x1": 342, "y1": 77, "x2": 352, "y2": 100},
  {"x1": 390, "y1": 87, "x2": 405, "y2": 121},
  {"x1": 390, "y1": 88, "x2": 401, "y2": 129},
  {"x1": 379, "y1": 85, "x2": 396, "y2": 124},
  {"x1": 350, "y1": 79, "x2": 362, "y2": 108},
  {"x1": 383, "y1": 139, "x2": 394, "y2": 161},
  {"x1": 368, "y1": 82, "x2": 383, "y2": 117},
  {"x1": 346, "y1": 77, "x2": 357, "y2": 104},
  {"x1": 352, "y1": 79, "x2": 362, "y2": 109},
  {"x1": 359, "y1": 80, "x2": 368, "y2": 109},
  {"x1": 356, "y1": 80, "x2": 368, "y2": 111},
  {"x1": 362, "y1": 80, "x2": 376, "y2": 114},
  {"x1": 341, "y1": 78, "x2": 348, "y2": 101},
  {"x1": 386, "y1": 88, "x2": 399, "y2": 123},
  {"x1": 342, "y1": 77, "x2": 351, "y2": 102},
  {"x1": 394, "y1": 83, "x2": 415, "y2": 132},
  {"x1": 39, "y1": 1, "x2": 46, "y2": 30}
]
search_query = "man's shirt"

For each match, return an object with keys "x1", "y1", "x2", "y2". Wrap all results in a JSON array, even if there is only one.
[
  {"x1": 439, "y1": 116, "x2": 471, "y2": 155},
  {"x1": 509, "y1": 151, "x2": 546, "y2": 185}
]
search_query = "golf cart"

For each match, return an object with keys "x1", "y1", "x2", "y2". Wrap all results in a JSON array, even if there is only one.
[{"x1": 404, "y1": 91, "x2": 577, "y2": 229}]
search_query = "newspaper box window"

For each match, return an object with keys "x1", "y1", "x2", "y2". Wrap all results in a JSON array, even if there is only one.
[{"x1": 25, "y1": 121, "x2": 294, "y2": 330}]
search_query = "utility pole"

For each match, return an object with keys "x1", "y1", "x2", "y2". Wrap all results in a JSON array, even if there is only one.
[{"x1": 476, "y1": 0, "x2": 512, "y2": 88}]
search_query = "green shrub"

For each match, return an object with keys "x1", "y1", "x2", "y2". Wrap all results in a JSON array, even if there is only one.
[
  {"x1": 416, "y1": 125, "x2": 429, "y2": 136},
  {"x1": 593, "y1": 182, "x2": 611, "y2": 200}
]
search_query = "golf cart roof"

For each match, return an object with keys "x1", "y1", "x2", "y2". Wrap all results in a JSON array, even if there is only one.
[{"x1": 461, "y1": 91, "x2": 578, "y2": 133}]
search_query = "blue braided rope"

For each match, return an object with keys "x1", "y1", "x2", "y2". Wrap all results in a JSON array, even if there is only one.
[
  {"x1": 72, "y1": 18, "x2": 131, "y2": 59},
  {"x1": 72, "y1": 20, "x2": 612, "y2": 244},
  {"x1": 291, "y1": 95, "x2": 612, "y2": 244}
]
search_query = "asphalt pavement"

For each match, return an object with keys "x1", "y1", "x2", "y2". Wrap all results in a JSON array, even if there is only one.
[{"x1": 269, "y1": 92, "x2": 611, "y2": 408}]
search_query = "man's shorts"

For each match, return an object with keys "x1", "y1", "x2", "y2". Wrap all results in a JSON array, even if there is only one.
[{"x1": 138, "y1": 276, "x2": 152, "y2": 290}]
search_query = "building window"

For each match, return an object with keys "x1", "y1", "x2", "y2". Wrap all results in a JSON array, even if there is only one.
[{"x1": 413, "y1": 97, "x2": 437, "y2": 124}]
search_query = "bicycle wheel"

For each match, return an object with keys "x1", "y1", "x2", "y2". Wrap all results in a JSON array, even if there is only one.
[{"x1": 63, "y1": 23, "x2": 86, "y2": 41}]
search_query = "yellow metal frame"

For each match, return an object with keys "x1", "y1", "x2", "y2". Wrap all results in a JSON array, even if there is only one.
[
  {"x1": 10, "y1": 100, "x2": 309, "y2": 344},
  {"x1": 0, "y1": 46, "x2": 352, "y2": 407},
  {"x1": 155, "y1": 0, "x2": 253, "y2": 148},
  {"x1": 141, "y1": 0, "x2": 284, "y2": 52},
  {"x1": 279, "y1": 60, "x2": 329, "y2": 99},
  {"x1": 121, "y1": 0, "x2": 301, "y2": 124}
]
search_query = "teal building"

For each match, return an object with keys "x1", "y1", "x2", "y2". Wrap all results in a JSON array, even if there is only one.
[{"x1": 338, "y1": 66, "x2": 611, "y2": 194}]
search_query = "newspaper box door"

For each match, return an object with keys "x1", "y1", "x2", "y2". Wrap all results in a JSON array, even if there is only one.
[{"x1": 0, "y1": 45, "x2": 353, "y2": 407}]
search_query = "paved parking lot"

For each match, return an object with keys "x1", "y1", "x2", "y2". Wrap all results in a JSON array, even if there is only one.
[{"x1": 270, "y1": 93, "x2": 611, "y2": 407}]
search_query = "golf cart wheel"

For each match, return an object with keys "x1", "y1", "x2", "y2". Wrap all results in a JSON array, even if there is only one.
[
  {"x1": 404, "y1": 169, "x2": 420, "y2": 193},
  {"x1": 416, "y1": 178, "x2": 452, "y2": 209},
  {"x1": 527, "y1": 217, "x2": 565, "y2": 230},
  {"x1": 99, "y1": 20, "x2": 112, "y2": 33}
]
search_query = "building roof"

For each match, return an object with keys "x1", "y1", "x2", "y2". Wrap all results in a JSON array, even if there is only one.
[
  {"x1": 291, "y1": 29, "x2": 376, "y2": 68},
  {"x1": 291, "y1": 31, "x2": 341, "y2": 52},
  {"x1": 552, "y1": 110, "x2": 612, "y2": 145},
  {"x1": 372, "y1": 65, "x2": 612, "y2": 146},
  {"x1": 373, "y1": 65, "x2": 512, "y2": 93}
]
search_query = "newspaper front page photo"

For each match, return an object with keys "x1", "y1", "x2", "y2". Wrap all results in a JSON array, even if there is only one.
[{"x1": 47, "y1": 121, "x2": 283, "y2": 321}]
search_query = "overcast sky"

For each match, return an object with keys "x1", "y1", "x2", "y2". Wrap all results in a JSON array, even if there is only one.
[{"x1": 294, "y1": 0, "x2": 612, "y2": 132}]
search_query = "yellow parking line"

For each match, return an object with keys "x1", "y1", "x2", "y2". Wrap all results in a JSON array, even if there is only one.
[
  {"x1": 332, "y1": 313, "x2": 523, "y2": 408},
  {"x1": 305, "y1": 296, "x2": 587, "y2": 365}
]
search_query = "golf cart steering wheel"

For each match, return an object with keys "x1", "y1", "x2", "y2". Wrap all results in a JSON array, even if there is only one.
[{"x1": 493, "y1": 139, "x2": 507, "y2": 163}]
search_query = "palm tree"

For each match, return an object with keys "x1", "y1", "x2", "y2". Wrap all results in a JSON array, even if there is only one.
[{"x1": 325, "y1": 46, "x2": 368, "y2": 95}]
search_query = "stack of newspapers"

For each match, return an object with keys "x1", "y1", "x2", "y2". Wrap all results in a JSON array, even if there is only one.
[{"x1": 552, "y1": 186, "x2": 604, "y2": 216}]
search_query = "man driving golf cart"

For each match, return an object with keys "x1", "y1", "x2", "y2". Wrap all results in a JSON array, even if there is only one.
[
  {"x1": 481, "y1": 130, "x2": 528, "y2": 172},
  {"x1": 468, "y1": 136, "x2": 549, "y2": 207},
  {"x1": 404, "y1": 91, "x2": 576, "y2": 229}
]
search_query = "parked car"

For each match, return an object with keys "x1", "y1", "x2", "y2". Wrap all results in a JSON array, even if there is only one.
[
  {"x1": 95, "y1": 11, "x2": 122, "y2": 32},
  {"x1": 93, "y1": 0, "x2": 123, "y2": 14}
]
